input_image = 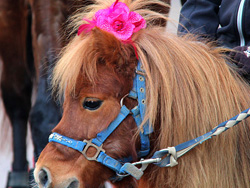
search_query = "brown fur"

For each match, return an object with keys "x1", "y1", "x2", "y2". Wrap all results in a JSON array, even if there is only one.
[{"x1": 36, "y1": 0, "x2": 250, "y2": 188}]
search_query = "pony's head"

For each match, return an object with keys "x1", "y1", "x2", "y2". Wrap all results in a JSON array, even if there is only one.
[
  {"x1": 34, "y1": 0, "x2": 170, "y2": 187},
  {"x1": 34, "y1": 0, "x2": 250, "y2": 188}
]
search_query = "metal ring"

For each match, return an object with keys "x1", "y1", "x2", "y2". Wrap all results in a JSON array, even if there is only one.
[{"x1": 120, "y1": 93, "x2": 129, "y2": 107}]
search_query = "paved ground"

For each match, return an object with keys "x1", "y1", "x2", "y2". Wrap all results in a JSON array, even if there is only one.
[{"x1": 0, "y1": 1, "x2": 181, "y2": 187}]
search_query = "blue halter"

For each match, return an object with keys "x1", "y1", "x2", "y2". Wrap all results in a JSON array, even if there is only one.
[
  {"x1": 49, "y1": 60, "x2": 250, "y2": 181},
  {"x1": 49, "y1": 61, "x2": 153, "y2": 180}
]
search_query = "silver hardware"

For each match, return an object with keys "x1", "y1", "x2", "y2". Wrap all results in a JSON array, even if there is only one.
[
  {"x1": 120, "y1": 93, "x2": 129, "y2": 107},
  {"x1": 140, "y1": 88, "x2": 144, "y2": 93},
  {"x1": 82, "y1": 139, "x2": 105, "y2": 161},
  {"x1": 139, "y1": 76, "x2": 144, "y2": 81},
  {"x1": 132, "y1": 158, "x2": 162, "y2": 172},
  {"x1": 115, "y1": 172, "x2": 130, "y2": 179},
  {"x1": 132, "y1": 158, "x2": 161, "y2": 166},
  {"x1": 136, "y1": 69, "x2": 146, "y2": 76}
]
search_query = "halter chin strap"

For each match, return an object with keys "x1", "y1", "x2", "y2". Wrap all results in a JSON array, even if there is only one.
[
  {"x1": 49, "y1": 61, "x2": 152, "y2": 180},
  {"x1": 49, "y1": 60, "x2": 250, "y2": 181}
]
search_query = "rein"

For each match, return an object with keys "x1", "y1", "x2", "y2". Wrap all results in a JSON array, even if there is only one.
[{"x1": 49, "y1": 60, "x2": 250, "y2": 181}]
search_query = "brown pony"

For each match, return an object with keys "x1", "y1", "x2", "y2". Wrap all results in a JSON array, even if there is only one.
[
  {"x1": 34, "y1": 0, "x2": 250, "y2": 187},
  {"x1": 0, "y1": 0, "x2": 168, "y2": 187}
]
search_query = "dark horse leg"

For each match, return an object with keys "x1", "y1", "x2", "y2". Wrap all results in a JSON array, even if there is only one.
[
  {"x1": 28, "y1": 0, "x2": 95, "y2": 162},
  {"x1": 0, "y1": 0, "x2": 33, "y2": 187},
  {"x1": 28, "y1": 0, "x2": 65, "y2": 162}
]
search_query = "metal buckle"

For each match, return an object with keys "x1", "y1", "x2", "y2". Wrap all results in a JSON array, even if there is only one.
[
  {"x1": 82, "y1": 139, "x2": 105, "y2": 161},
  {"x1": 136, "y1": 69, "x2": 146, "y2": 76},
  {"x1": 132, "y1": 158, "x2": 161, "y2": 171}
]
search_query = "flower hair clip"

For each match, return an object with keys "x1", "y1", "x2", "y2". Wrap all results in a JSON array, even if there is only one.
[{"x1": 77, "y1": 0, "x2": 146, "y2": 41}]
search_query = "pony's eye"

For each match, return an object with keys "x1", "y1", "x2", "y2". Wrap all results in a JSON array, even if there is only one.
[{"x1": 82, "y1": 98, "x2": 103, "y2": 111}]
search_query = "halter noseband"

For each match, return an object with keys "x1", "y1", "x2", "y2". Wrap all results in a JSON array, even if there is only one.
[{"x1": 49, "y1": 60, "x2": 250, "y2": 181}]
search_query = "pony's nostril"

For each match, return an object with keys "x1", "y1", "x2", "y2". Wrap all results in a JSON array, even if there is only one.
[
  {"x1": 67, "y1": 179, "x2": 79, "y2": 188},
  {"x1": 38, "y1": 168, "x2": 51, "y2": 187}
]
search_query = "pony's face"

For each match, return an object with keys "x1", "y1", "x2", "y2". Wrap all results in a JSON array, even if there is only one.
[{"x1": 34, "y1": 35, "x2": 139, "y2": 187}]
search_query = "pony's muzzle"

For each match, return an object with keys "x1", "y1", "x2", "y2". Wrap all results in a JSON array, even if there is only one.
[{"x1": 36, "y1": 167, "x2": 79, "y2": 188}]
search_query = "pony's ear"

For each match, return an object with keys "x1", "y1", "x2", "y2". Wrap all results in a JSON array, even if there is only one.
[{"x1": 91, "y1": 27, "x2": 137, "y2": 74}]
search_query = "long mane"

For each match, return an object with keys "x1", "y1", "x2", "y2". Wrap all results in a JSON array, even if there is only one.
[
  {"x1": 53, "y1": 0, "x2": 250, "y2": 187},
  {"x1": 136, "y1": 30, "x2": 250, "y2": 187}
]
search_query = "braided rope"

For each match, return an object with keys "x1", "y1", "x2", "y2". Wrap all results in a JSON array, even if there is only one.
[
  {"x1": 212, "y1": 108, "x2": 250, "y2": 136},
  {"x1": 151, "y1": 108, "x2": 250, "y2": 168}
]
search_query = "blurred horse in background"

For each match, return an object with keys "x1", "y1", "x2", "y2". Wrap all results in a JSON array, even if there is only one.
[
  {"x1": 0, "y1": 0, "x2": 95, "y2": 187},
  {"x1": 0, "y1": 0, "x2": 170, "y2": 187}
]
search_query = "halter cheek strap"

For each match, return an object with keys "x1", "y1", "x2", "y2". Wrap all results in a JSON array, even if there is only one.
[
  {"x1": 129, "y1": 62, "x2": 153, "y2": 157},
  {"x1": 49, "y1": 61, "x2": 152, "y2": 180}
]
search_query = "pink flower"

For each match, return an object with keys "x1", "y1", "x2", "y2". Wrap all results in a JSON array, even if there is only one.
[{"x1": 78, "y1": 1, "x2": 146, "y2": 40}]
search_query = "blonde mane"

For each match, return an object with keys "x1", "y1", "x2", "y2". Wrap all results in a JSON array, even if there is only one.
[
  {"x1": 136, "y1": 30, "x2": 250, "y2": 187},
  {"x1": 52, "y1": 0, "x2": 250, "y2": 187}
]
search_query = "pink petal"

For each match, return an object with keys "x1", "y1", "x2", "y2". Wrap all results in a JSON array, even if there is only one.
[
  {"x1": 111, "y1": 2, "x2": 130, "y2": 14},
  {"x1": 95, "y1": 8, "x2": 110, "y2": 19},
  {"x1": 129, "y1": 12, "x2": 146, "y2": 32},
  {"x1": 112, "y1": 23, "x2": 135, "y2": 40},
  {"x1": 96, "y1": 18, "x2": 113, "y2": 32},
  {"x1": 78, "y1": 19, "x2": 96, "y2": 35},
  {"x1": 90, "y1": 1, "x2": 145, "y2": 41}
]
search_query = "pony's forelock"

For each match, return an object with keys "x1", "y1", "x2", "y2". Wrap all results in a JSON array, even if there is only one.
[{"x1": 52, "y1": 0, "x2": 170, "y2": 100}]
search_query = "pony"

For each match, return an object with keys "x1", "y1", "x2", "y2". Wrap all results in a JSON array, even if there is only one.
[
  {"x1": 33, "y1": 0, "x2": 250, "y2": 187},
  {"x1": 0, "y1": 0, "x2": 171, "y2": 187}
]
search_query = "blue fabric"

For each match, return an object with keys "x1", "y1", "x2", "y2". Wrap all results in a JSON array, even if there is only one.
[
  {"x1": 49, "y1": 133, "x2": 86, "y2": 152},
  {"x1": 49, "y1": 105, "x2": 130, "y2": 152},
  {"x1": 131, "y1": 106, "x2": 150, "y2": 157},
  {"x1": 97, "y1": 152, "x2": 123, "y2": 172},
  {"x1": 136, "y1": 62, "x2": 153, "y2": 135},
  {"x1": 176, "y1": 108, "x2": 250, "y2": 152},
  {"x1": 92, "y1": 105, "x2": 130, "y2": 146},
  {"x1": 152, "y1": 108, "x2": 250, "y2": 167}
]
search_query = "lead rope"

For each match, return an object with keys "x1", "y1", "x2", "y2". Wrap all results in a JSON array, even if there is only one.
[
  {"x1": 48, "y1": 58, "x2": 250, "y2": 180},
  {"x1": 136, "y1": 108, "x2": 250, "y2": 170}
]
